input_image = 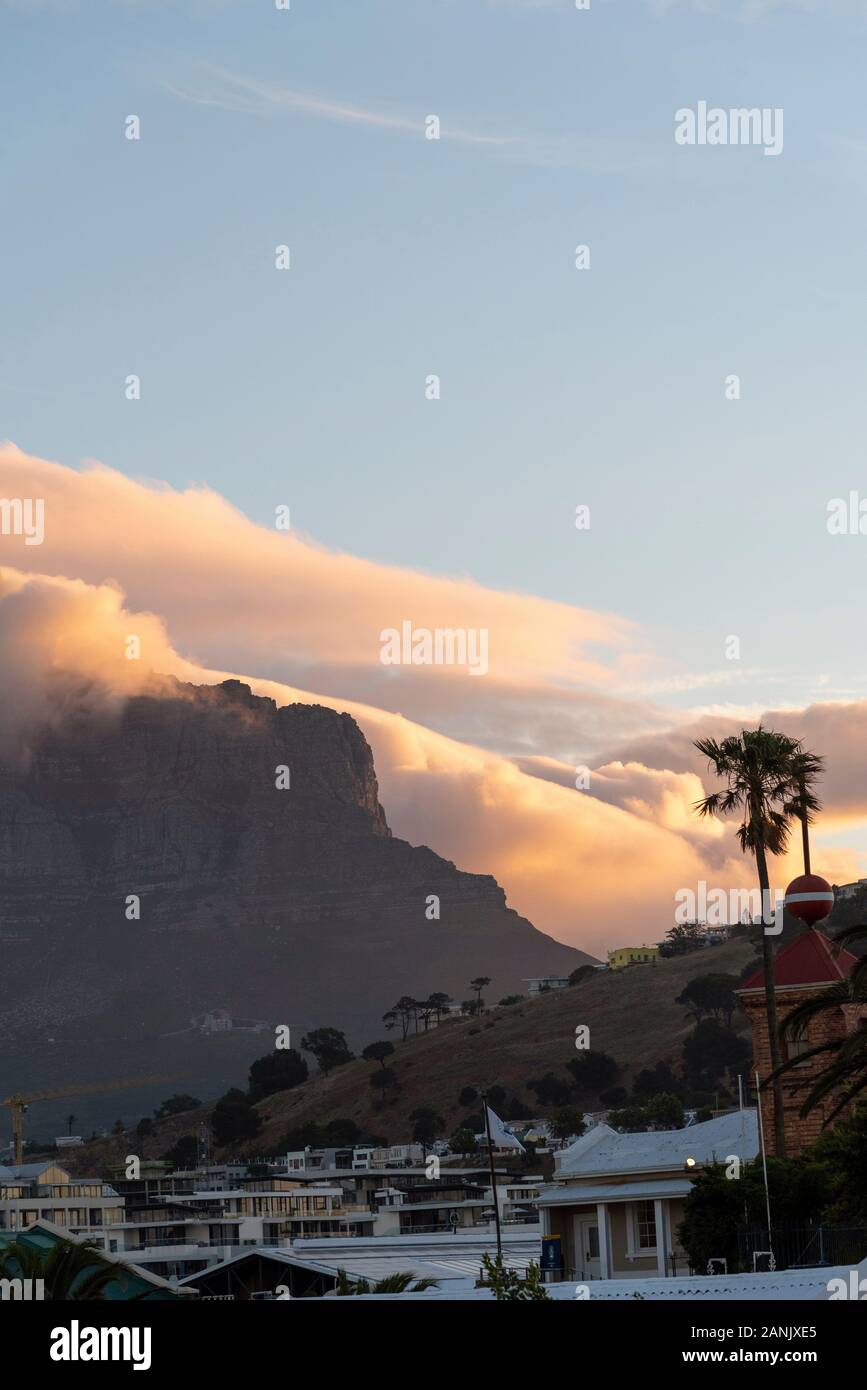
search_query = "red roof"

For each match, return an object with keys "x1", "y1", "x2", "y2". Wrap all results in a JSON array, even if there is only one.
[{"x1": 739, "y1": 927, "x2": 859, "y2": 992}]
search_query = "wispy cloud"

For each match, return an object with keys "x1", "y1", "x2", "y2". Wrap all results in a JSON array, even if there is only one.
[
  {"x1": 160, "y1": 61, "x2": 518, "y2": 149},
  {"x1": 158, "y1": 59, "x2": 662, "y2": 173}
]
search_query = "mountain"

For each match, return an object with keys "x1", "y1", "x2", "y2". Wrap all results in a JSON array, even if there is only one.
[
  {"x1": 59, "y1": 935, "x2": 755, "y2": 1171},
  {"x1": 0, "y1": 678, "x2": 589, "y2": 1137}
]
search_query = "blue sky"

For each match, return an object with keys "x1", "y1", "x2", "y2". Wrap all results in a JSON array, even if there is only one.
[{"x1": 3, "y1": 0, "x2": 867, "y2": 720}]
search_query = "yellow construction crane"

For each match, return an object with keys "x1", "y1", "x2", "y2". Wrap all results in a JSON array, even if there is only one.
[{"x1": 2, "y1": 1075, "x2": 184, "y2": 1165}]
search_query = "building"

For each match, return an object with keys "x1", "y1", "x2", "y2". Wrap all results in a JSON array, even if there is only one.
[
  {"x1": 607, "y1": 945, "x2": 659, "y2": 970},
  {"x1": 536, "y1": 1110, "x2": 759, "y2": 1281},
  {"x1": 833, "y1": 878, "x2": 867, "y2": 901},
  {"x1": 523, "y1": 976, "x2": 571, "y2": 995},
  {"x1": 737, "y1": 926, "x2": 867, "y2": 1157},
  {"x1": 0, "y1": 1160, "x2": 124, "y2": 1244}
]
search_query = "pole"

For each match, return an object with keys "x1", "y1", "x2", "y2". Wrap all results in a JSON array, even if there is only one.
[
  {"x1": 754, "y1": 1070, "x2": 774, "y2": 1269},
  {"x1": 799, "y1": 775, "x2": 811, "y2": 874},
  {"x1": 481, "y1": 1092, "x2": 503, "y2": 1261}
]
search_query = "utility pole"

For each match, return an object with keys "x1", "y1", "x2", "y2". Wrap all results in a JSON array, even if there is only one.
[
  {"x1": 481, "y1": 1091, "x2": 503, "y2": 1261},
  {"x1": 755, "y1": 1070, "x2": 774, "y2": 1270},
  {"x1": 798, "y1": 773, "x2": 811, "y2": 874}
]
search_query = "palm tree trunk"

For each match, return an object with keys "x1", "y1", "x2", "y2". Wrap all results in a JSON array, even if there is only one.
[{"x1": 755, "y1": 838, "x2": 787, "y2": 1157}]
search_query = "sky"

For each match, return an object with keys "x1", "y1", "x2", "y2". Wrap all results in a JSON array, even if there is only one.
[{"x1": 3, "y1": 0, "x2": 867, "y2": 956}]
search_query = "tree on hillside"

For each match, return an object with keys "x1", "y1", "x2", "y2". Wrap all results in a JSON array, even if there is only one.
[
  {"x1": 211, "y1": 1089, "x2": 262, "y2": 1147},
  {"x1": 383, "y1": 996, "x2": 418, "y2": 1040},
  {"x1": 458, "y1": 1086, "x2": 478, "y2": 1107},
  {"x1": 682, "y1": 1019, "x2": 750, "y2": 1092},
  {"x1": 323, "y1": 1118, "x2": 362, "y2": 1145},
  {"x1": 632, "y1": 1063, "x2": 682, "y2": 1101},
  {"x1": 568, "y1": 965, "x2": 597, "y2": 987},
  {"x1": 693, "y1": 726, "x2": 823, "y2": 1156},
  {"x1": 567, "y1": 1050, "x2": 620, "y2": 1100},
  {"x1": 498, "y1": 995, "x2": 524, "y2": 1006},
  {"x1": 470, "y1": 976, "x2": 491, "y2": 1011},
  {"x1": 526, "y1": 1073, "x2": 572, "y2": 1107},
  {"x1": 449, "y1": 1126, "x2": 479, "y2": 1155},
  {"x1": 161, "y1": 1134, "x2": 199, "y2": 1169},
  {"x1": 410, "y1": 1107, "x2": 444, "y2": 1146},
  {"x1": 154, "y1": 1093, "x2": 202, "y2": 1119},
  {"x1": 676, "y1": 974, "x2": 740, "y2": 1027},
  {"x1": 247, "y1": 1049, "x2": 308, "y2": 1102},
  {"x1": 608, "y1": 1105, "x2": 651, "y2": 1133},
  {"x1": 645, "y1": 1093, "x2": 685, "y2": 1129},
  {"x1": 370, "y1": 1067, "x2": 397, "y2": 1102},
  {"x1": 300, "y1": 1027, "x2": 354, "y2": 1073},
  {"x1": 362, "y1": 1040, "x2": 395, "y2": 1070},
  {"x1": 550, "y1": 1106, "x2": 586, "y2": 1141},
  {"x1": 664, "y1": 921, "x2": 706, "y2": 956},
  {"x1": 426, "y1": 992, "x2": 453, "y2": 1024}
]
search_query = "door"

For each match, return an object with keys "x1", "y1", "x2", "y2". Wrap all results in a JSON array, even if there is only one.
[{"x1": 574, "y1": 1216, "x2": 602, "y2": 1280}]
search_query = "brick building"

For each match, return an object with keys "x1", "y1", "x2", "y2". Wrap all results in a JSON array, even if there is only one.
[{"x1": 737, "y1": 928, "x2": 867, "y2": 1156}]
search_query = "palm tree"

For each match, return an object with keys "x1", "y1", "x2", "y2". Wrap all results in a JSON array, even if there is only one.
[
  {"x1": 784, "y1": 748, "x2": 825, "y2": 874},
  {"x1": 333, "y1": 1267, "x2": 440, "y2": 1295},
  {"x1": 693, "y1": 726, "x2": 821, "y2": 1156},
  {"x1": 772, "y1": 924, "x2": 867, "y2": 1122},
  {"x1": 470, "y1": 976, "x2": 491, "y2": 1012},
  {"x1": 0, "y1": 1237, "x2": 117, "y2": 1300}
]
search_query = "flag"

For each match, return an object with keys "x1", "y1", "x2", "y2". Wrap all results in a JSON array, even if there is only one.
[{"x1": 486, "y1": 1106, "x2": 525, "y2": 1152}]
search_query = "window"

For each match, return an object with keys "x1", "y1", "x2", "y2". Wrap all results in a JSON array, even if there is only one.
[
  {"x1": 314, "y1": 1196, "x2": 326, "y2": 1211},
  {"x1": 785, "y1": 1035, "x2": 812, "y2": 1069},
  {"x1": 634, "y1": 1201, "x2": 657, "y2": 1251}
]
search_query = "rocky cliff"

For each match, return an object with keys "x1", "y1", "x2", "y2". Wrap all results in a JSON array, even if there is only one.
[{"x1": 0, "y1": 680, "x2": 589, "y2": 1133}]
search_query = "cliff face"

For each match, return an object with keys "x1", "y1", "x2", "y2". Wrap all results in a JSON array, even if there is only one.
[{"x1": 0, "y1": 680, "x2": 588, "y2": 1128}]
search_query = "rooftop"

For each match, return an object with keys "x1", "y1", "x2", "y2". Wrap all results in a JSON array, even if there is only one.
[
  {"x1": 554, "y1": 1109, "x2": 759, "y2": 1179},
  {"x1": 739, "y1": 927, "x2": 859, "y2": 993}
]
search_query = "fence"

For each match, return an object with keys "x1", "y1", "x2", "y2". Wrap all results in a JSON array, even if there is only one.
[{"x1": 737, "y1": 1223, "x2": 867, "y2": 1271}]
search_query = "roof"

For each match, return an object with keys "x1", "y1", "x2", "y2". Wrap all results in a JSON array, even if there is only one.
[
  {"x1": 554, "y1": 1110, "x2": 759, "y2": 1179},
  {"x1": 338, "y1": 1260, "x2": 866, "y2": 1301},
  {"x1": 180, "y1": 1230, "x2": 540, "y2": 1293},
  {"x1": 738, "y1": 928, "x2": 859, "y2": 993},
  {"x1": 537, "y1": 1177, "x2": 693, "y2": 1207},
  {"x1": 0, "y1": 1220, "x2": 193, "y2": 1300},
  {"x1": 0, "y1": 1161, "x2": 60, "y2": 1181}
]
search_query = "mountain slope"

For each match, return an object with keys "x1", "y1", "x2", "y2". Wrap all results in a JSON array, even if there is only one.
[{"x1": 59, "y1": 936, "x2": 755, "y2": 1170}]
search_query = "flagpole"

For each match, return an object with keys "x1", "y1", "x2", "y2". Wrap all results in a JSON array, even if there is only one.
[{"x1": 481, "y1": 1090, "x2": 503, "y2": 1261}]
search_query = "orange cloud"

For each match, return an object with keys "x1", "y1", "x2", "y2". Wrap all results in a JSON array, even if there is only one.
[
  {"x1": 2, "y1": 441, "x2": 864, "y2": 955},
  {"x1": 0, "y1": 443, "x2": 657, "y2": 759}
]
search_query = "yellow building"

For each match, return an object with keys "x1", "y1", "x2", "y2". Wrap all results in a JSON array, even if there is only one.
[{"x1": 607, "y1": 945, "x2": 659, "y2": 970}]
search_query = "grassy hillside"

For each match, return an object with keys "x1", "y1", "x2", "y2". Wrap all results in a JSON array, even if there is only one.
[{"x1": 61, "y1": 938, "x2": 755, "y2": 1172}]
